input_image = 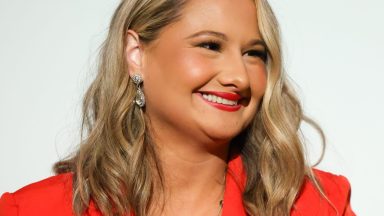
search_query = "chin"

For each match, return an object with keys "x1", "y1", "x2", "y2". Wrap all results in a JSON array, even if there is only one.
[{"x1": 205, "y1": 127, "x2": 244, "y2": 144}]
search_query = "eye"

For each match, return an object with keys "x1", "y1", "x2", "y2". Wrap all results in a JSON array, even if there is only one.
[
  {"x1": 197, "y1": 40, "x2": 222, "y2": 52},
  {"x1": 245, "y1": 50, "x2": 268, "y2": 62}
]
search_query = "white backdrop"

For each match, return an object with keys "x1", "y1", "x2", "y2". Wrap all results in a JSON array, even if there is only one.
[{"x1": 1, "y1": 0, "x2": 383, "y2": 215}]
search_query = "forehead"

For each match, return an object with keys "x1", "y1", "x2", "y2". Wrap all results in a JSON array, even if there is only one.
[{"x1": 165, "y1": 0, "x2": 260, "y2": 39}]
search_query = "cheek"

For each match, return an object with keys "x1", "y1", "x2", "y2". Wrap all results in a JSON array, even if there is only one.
[
  {"x1": 142, "y1": 41, "x2": 216, "y2": 113},
  {"x1": 161, "y1": 48, "x2": 215, "y2": 90}
]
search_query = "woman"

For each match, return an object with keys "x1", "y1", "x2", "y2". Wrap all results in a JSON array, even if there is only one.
[{"x1": 0, "y1": 0, "x2": 355, "y2": 215}]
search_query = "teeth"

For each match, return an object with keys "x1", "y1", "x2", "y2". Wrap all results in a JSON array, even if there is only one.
[
  {"x1": 212, "y1": 95, "x2": 217, "y2": 103},
  {"x1": 202, "y1": 94, "x2": 237, "y2": 106},
  {"x1": 217, "y1": 97, "x2": 222, "y2": 103}
]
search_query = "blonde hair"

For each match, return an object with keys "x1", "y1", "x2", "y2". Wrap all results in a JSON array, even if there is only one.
[{"x1": 54, "y1": 0, "x2": 326, "y2": 216}]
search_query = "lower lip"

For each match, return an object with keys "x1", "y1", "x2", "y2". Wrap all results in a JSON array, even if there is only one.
[{"x1": 197, "y1": 93, "x2": 242, "y2": 112}]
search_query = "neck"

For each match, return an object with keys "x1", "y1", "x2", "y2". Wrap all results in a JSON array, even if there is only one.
[
  {"x1": 158, "y1": 141, "x2": 229, "y2": 192},
  {"x1": 148, "y1": 123, "x2": 230, "y2": 215}
]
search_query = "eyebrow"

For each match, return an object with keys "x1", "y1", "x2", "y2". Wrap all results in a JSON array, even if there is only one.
[
  {"x1": 185, "y1": 30, "x2": 267, "y2": 49},
  {"x1": 185, "y1": 30, "x2": 229, "y2": 41}
]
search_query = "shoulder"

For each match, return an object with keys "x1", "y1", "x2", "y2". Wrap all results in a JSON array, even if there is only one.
[
  {"x1": 0, "y1": 173, "x2": 74, "y2": 216},
  {"x1": 312, "y1": 169, "x2": 352, "y2": 199},
  {"x1": 292, "y1": 169, "x2": 355, "y2": 216}
]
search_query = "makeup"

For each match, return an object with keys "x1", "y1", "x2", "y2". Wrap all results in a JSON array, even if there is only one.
[{"x1": 198, "y1": 91, "x2": 242, "y2": 112}]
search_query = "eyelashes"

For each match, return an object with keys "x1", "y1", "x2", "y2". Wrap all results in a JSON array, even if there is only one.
[
  {"x1": 246, "y1": 50, "x2": 268, "y2": 63},
  {"x1": 196, "y1": 40, "x2": 268, "y2": 62},
  {"x1": 197, "y1": 40, "x2": 222, "y2": 52}
]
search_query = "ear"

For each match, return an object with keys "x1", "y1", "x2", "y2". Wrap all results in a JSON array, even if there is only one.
[{"x1": 125, "y1": 30, "x2": 143, "y2": 77}]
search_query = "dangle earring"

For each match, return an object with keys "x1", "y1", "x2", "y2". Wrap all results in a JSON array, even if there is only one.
[{"x1": 131, "y1": 74, "x2": 145, "y2": 108}]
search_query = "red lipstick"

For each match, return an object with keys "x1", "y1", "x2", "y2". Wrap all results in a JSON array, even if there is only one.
[
  {"x1": 202, "y1": 91, "x2": 242, "y2": 101},
  {"x1": 198, "y1": 91, "x2": 242, "y2": 112}
]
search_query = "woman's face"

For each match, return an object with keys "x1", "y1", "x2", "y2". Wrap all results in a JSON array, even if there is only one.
[{"x1": 141, "y1": 0, "x2": 267, "y2": 145}]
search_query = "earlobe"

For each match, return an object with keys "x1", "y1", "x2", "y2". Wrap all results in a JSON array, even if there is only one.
[{"x1": 125, "y1": 30, "x2": 143, "y2": 76}]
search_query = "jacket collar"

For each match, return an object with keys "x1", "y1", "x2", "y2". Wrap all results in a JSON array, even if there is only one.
[{"x1": 222, "y1": 152, "x2": 247, "y2": 216}]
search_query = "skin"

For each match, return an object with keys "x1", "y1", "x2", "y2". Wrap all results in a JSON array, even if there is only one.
[{"x1": 126, "y1": 0, "x2": 267, "y2": 215}]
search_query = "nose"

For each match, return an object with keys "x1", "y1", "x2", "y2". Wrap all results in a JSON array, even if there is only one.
[{"x1": 217, "y1": 53, "x2": 250, "y2": 92}]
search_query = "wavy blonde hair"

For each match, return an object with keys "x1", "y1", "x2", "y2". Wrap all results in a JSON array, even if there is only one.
[{"x1": 54, "y1": 0, "x2": 326, "y2": 216}]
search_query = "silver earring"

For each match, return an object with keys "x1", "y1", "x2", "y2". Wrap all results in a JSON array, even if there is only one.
[{"x1": 131, "y1": 74, "x2": 145, "y2": 108}]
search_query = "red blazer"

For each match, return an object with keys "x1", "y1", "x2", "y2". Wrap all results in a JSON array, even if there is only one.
[{"x1": 0, "y1": 154, "x2": 355, "y2": 216}]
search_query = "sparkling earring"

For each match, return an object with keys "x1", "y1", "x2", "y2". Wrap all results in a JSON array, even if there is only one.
[{"x1": 131, "y1": 74, "x2": 145, "y2": 108}]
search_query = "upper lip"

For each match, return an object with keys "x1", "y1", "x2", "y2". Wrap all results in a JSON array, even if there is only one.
[{"x1": 199, "y1": 91, "x2": 243, "y2": 101}]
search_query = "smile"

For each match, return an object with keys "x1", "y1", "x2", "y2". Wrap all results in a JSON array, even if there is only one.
[
  {"x1": 202, "y1": 94, "x2": 238, "y2": 105},
  {"x1": 198, "y1": 91, "x2": 242, "y2": 112}
]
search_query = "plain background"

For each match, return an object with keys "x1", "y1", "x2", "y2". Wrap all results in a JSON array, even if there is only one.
[{"x1": 1, "y1": 0, "x2": 383, "y2": 215}]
